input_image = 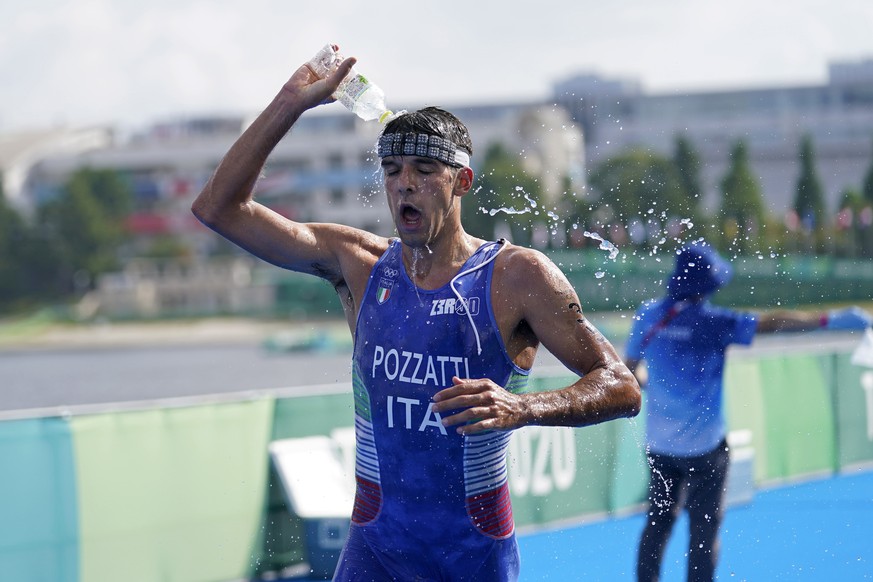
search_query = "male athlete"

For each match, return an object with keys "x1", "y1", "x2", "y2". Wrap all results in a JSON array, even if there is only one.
[{"x1": 192, "y1": 47, "x2": 641, "y2": 581}]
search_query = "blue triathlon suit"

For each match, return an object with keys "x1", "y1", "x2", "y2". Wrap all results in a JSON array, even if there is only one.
[
  {"x1": 624, "y1": 297, "x2": 758, "y2": 456},
  {"x1": 333, "y1": 239, "x2": 530, "y2": 582}
]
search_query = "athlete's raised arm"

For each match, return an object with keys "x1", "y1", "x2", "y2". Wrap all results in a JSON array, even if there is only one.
[{"x1": 191, "y1": 50, "x2": 384, "y2": 285}]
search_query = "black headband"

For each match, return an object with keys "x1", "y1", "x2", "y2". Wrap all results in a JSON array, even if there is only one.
[{"x1": 377, "y1": 132, "x2": 471, "y2": 167}]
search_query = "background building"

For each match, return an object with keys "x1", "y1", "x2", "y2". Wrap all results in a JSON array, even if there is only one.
[
  {"x1": 0, "y1": 126, "x2": 113, "y2": 215},
  {"x1": 5, "y1": 59, "x2": 873, "y2": 317},
  {"x1": 17, "y1": 102, "x2": 584, "y2": 253},
  {"x1": 6, "y1": 103, "x2": 582, "y2": 317},
  {"x1": 554, "y1": 58, "x2": 873, "y2": 217}
]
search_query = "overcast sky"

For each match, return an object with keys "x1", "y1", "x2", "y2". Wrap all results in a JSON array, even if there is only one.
[{"x1": 3, "y1": 0, "x2": 873, "y2": 133}]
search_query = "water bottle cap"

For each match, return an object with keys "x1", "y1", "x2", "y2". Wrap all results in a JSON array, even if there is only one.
[{"x1": 379, "y1": 111, "x2": 395, "y2": 124}]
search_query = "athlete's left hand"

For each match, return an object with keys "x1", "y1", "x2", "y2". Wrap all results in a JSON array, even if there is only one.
[{"x1": 432, "y1": 376, "x2": 525, "y2": 435}]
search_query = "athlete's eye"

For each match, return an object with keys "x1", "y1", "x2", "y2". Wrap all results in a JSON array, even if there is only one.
[{"x1": 415, "y1": 163, "x2": 438, "y2": 175}]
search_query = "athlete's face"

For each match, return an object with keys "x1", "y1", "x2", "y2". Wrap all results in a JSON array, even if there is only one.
[{"x1": 380, "y1": 155, "x2": 471, "y2": 248}]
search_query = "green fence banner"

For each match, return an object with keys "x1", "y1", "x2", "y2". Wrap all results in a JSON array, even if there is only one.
[
  {"x1": 0, "y1": 418, "x2": 78, "y2": 582},
  {"x1": 2, "y1": 342, "x2": 872, "y2": 581},
  {"x1": 834, "y1": 354, "x2": 873, "y2": 468},
  {"x1": 608, "y1": 413, "x2": 649, "y2": 512},
  {"x1": 70, "y1": 400, "x2": 274, "y2": 582},
  {"x1": 724, "y1": 357, "x2": 770, "y2": 482},
  {"x1": 756, "y1": 354, "x2": 837, "y2": 480}
]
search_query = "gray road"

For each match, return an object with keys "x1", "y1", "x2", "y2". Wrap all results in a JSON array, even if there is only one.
[
  {"x1": 0, "y1": 342, "x2": 355, "y2": 414},
  {"x1": 0, "y1": 326, "x2": 863, "y2": 417}
]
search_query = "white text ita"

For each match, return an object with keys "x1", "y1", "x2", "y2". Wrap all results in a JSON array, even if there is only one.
[{"x1": 386, "y1": 395, "x2": 447, "y2": 435}]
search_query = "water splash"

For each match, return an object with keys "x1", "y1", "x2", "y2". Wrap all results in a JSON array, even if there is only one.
[
  {"x1": 484, "y1": 191, "x2": 539, "y2": 217},
  {"x1": 583, "y1": 231, "x2": 620, "y2": 260},
  {"x1": 627, "y1": 417, "x2": 673, "y2": 511},
  {"x1": 522, "y1": 191, "x2": 538, "y2": 208},
  {"x1": 486, "y1": 205, "x2": 531, "y2": 217},
  {"x1": 409, "y1": 248, "x2": 425, "y2": 305}
]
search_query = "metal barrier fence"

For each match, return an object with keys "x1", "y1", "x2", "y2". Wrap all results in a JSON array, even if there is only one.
[
  {"x1": 1, "y1": 340, "x2": 871, "y2": 581},
  {"x1": 272, "y1": 251, "x2": 873, "y2": 319}
]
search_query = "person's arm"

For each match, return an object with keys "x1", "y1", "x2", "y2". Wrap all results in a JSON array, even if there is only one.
[
  {"x1": 756, "y1": 306, "x2": 872, "y2": 334},
  {"x1": 191, "y1": 51, "x2": 378, "y2": 282},
  {"x1": 755, "y1": 310, "x2": 823, "y2": 333},
  {"x1": 432, "y1": 247, "x2": 641, "y2": 434}
]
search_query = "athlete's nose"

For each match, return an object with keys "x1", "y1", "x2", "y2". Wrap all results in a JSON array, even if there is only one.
[{"x1": 396, "y1": 164, "x2": 417, "y2": 193}]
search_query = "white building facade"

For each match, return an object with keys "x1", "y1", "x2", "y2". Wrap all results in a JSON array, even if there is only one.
[{"x1": 553, "y1": 58, "x2": 873, "y2": 217}]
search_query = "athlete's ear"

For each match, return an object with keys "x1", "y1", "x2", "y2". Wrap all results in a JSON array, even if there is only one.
[{"x1": 454, "y1": 166, "x2": 474, "y2": 196}]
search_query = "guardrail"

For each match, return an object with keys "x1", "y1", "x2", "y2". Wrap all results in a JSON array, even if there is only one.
[
  {"x1": 1, "y1": 340, "x2": 871, "y2": 581},
  {"x1": 271, "y1": 251, "x2": 873, "y2": 319}
]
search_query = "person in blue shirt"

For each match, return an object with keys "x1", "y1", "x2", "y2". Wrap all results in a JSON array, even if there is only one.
[
  {"x1": 192, "y1": 46, "x2": 641, "y2": 581},
  {"x1": 624, "y1": 243, "x2": 872, "y2": 582}
]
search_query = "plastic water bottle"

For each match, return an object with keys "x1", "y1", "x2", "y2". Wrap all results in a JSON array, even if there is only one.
[{"x1": 306, "y1": 44, "x2": 394, "y2": 123}]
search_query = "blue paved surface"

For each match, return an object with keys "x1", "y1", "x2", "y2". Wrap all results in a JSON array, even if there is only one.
[
  {"x1": 517, "y1": 468, "x2": 873, "y2": 580},
  {"x1": 282, "y1": 468, "x2": 873, "y2": 580}
]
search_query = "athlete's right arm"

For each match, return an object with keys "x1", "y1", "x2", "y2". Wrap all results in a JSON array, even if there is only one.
[{"x1": 191, "y1": 53, "x2": 369, "y2": 281}]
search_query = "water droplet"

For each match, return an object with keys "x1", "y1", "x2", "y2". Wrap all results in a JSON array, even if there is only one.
[{"x1": 583, "y1": 231, "x2": 620, "y2": 260}]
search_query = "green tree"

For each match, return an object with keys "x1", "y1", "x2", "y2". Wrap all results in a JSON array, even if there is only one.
[
  {"x1": 719, "y1": 140, "x2": 765, "y2": 254},
  {"x1": 836, "y1": 187, "x2": 865, "y2": 256},
  {"x1": 557, "y1": 174, "x2": 590, "y2": 248},
  {"x1": 793, "y1": 135, "x2": 826, "y2": 232},
  {"x1": 0, "y1": 180, "x2": 62, "y2": 311},
  {"x1": 863, "y1": 136, "x2": 873, "y2": 206},
  {"x1": 38, "y1": 168, "x2": 133, "y2": 293},
  {"x1": 672, "y1": 134, "x2": 703, "y2": 220},
  {"x1": 142, "y1": 235, "x2": 192, "y2": 260},
  {"x1": 0, "y1": 182, "x2": 29, "y2": 305},
  {"x1": 588, "y1": 149, "x2": 688, "y2": 248},
  {"x1": 839, "y1": 187, "x2": 864, "y2": 210},
  {"x1": 463, "y1": 143, "x2": 542, "y2": 246}
]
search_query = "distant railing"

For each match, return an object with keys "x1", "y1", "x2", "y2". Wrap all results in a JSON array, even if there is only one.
[
  {"x1": 271, "y1": 250, "x2": 873, "y2": 318},
  {"x1": 83, "y1": 251, "x2": 873, "y2": 321}
]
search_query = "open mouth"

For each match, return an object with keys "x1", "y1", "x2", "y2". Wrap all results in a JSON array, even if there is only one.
[{"x1": 399, "y1": 204, "x2": 423, "y2": 229}]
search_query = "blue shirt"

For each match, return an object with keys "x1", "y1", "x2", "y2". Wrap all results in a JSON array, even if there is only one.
[
  {"x1": 625, "y1": 297, "x2": 757, "y2": 456},
  {"x1": 349, "y1": 239, "x2": 528, "y2": 579}
]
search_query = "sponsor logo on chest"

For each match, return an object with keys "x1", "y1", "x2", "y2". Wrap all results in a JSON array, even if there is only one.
[{"x1": 430, "y1": 297, "x2": 480, "y2": 316}]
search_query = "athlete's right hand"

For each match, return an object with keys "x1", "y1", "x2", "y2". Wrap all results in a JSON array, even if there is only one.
[
  {"x1": 432, "y1": 376, "x2": 526, "y2": 435},
  {"x1": 281, "y1": 51, "x2": 356, "y2": 111}
]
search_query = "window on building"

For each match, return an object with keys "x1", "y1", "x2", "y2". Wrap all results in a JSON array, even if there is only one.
[{"x1": 327, "y1": 153, "x2": 344, "y2": 168}]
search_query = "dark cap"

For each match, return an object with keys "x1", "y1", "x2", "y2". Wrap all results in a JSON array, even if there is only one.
[{"x1": 666, "y1": 244, "x2": 733, "y2": 300}]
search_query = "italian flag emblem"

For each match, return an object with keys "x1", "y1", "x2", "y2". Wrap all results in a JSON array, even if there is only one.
[{"x1": 377, "y1": 278, "x2": 393, "y2": 304}]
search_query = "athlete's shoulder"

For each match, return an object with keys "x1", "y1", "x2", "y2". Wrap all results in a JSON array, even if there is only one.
[
  {"x1": 490, "y1": 243, "x2": 577, "y2": 316},
  {"x1": 493, "y1": 242, "x2": 555, "y2": 274}
]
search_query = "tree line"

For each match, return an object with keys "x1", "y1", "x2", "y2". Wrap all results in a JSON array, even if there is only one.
[
  {"x1": 464, "y1": 134, "x2": 873, "y2": 258},
  {"x1": 3, "y1": 134, "x2": 873, "y2": 315},
  {"x1": 0, "y1": 168, "x2": 133, "y2": 314}
]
